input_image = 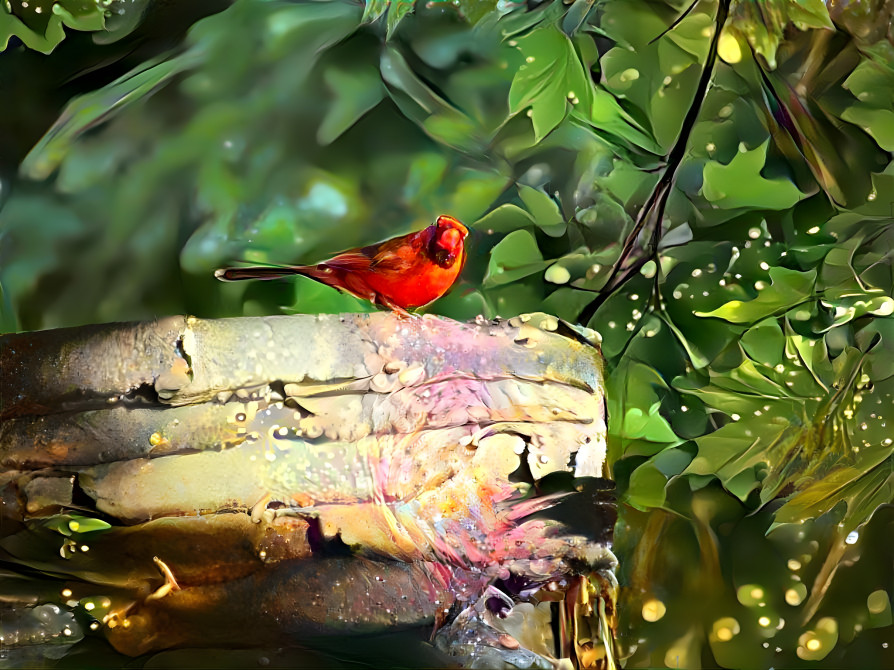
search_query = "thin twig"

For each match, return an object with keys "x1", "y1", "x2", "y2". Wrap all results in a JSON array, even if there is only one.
[{"x1": 578, "y1": 0, "x2": 731, "y2": 327}]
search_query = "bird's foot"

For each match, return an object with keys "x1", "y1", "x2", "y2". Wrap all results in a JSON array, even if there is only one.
[{"x1": 381, "y1": 302, "x2": 415, "y2": 319}]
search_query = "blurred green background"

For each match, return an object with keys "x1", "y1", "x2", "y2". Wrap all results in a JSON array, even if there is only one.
[{"x1": 1, "y1": 0, "x2": 892, "y2": 667}]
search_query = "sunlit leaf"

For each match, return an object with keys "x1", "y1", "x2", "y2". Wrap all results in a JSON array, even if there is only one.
[
  {"x1": 696, "y1": 267, "x2": 816, "y2": 324},
  {"x1": 508, "y1": 25, "x2": 593, "y2": 141},
  {"x1": 702, "y1": 141, "x2": 805, "y2": 210},
  {"x1": 771, "y1": 452, "x2": 894, "y2": 533},
  {"x1": 621, "y1": 403, "x2": 682, "y2": 445},
  {"x1": 473, "y1": 204, "x2": 535, "y2": 233},
  {"x1": 483, "y1": 229, "x2": 549, "y2": 287}
]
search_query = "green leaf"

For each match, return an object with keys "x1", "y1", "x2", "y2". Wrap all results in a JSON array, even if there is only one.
[
  {"x1": 696, "y1": 267, "x2": 816, "y2": 324},
  {"x1": 540, "y1": 286, "x2": 596, "y2": 322},
  {"x1": 473, "y1": 204, "x2": 535, "y2": 234},
  {"x1": 445, "y1": 169, "x2": 510, "y2": 223},
  {"x1": 362, "y1": 0, "x2": 389, "y2": 24},
  {"x1": 21, "y1": 53, "x2": 196, "y2": 179},
  {"x1": 454, "y1": 0, "x2": 498, "y2": 25},
  {"x1": 820, "y1": 295, "x2": 894, "y2": 331},
  {"x1": 386, "y1": 0, "x2": 414, "y2": 38},
  {"x1": 702, "y1": 141, "x2": 805, "y2": 210},
  {"x1": 55, "y1": 1, "x2": 105, "y2": 31},
  {"x1": 840, "y1": 106, "x2": 894, "y2": 152},
  {"x1": 621, "y1": 403, "x2": 682, "y2": 444},
  {"x1": 625, "y1": 447, "x2": 693, "y2": 511},
  {"x1": 625, "y1": 459, "x2": 671, "y2": 510},
  {"x1": 508, "y1": 26, "x2": 593, "y2": 142},
  {"x1": 361, "y1": 0, "x2": 417, "y2": 37},
  {"x1": 285, "y1": 277, "x2": 376, "y2": 315},
  {"x1": 584, "y1": 86, "x2": 661, "y2": 153},
  {"x1": 771, "y1": 452, "x2": 894, "y2": 534},
  {"x1": 317, "y1": 66, "x2": 385, "y2": 146},
  {"x1": 518, "y1": 184, "x2": 566, "y2": 237},
  {"x1": 685, "y1": 418, "x2": 797, "y2": 502},
  {"x1": 380, "y1": 46, "x2": 484, "y2": 153},
  {"x1": 673, "y1": 358, "x2": 809, "y2": 421},
  {"x1": 842, "y1": 58, "x2": 894, "y2": 111},
  {"x1": 728, "y1": 0, "x2": 833, "y2": 69},
  {"x1": 740, "y1": 318, "x2": 786, "y2": 367},
  {"x1": 43, "y1": 514, "x2": 112, "y2": 536},
  {"x1": 483, "y1": 229, "x2": 548, "y2": 287}
]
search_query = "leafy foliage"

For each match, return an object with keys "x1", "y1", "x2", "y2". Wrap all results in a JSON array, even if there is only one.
[
  {"x1": 2, "y1": 0, "x2": 893, "y2": 667},
  {"x1": 0, "y1": 0, "x2": 149, "y2": 53}
]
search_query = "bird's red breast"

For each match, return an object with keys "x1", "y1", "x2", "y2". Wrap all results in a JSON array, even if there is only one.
[{"x1": 215, "y1": 215, "x2": 468, "y2": 315}]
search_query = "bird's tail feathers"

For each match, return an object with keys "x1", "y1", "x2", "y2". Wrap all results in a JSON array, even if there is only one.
[{"x1": 214, "y1": 265, "x2": 313, "y2": 282}]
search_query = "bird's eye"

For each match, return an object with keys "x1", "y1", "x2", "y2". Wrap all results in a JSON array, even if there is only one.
[{"x1": 433, "y1": 248, "x2": 454, "y2": 267}]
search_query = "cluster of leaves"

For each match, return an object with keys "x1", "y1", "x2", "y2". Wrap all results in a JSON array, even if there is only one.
[
  {"x1": 1, "y1": 0, "x2": 893, "y2": 667},
  {"x1": 0, "y1": 0, "x2": 150, "y2": 53}
]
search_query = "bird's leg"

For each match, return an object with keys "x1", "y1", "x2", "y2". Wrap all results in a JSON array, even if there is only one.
[{"x1": 376, "y1": 294, "x2": 415, "y2": 319}]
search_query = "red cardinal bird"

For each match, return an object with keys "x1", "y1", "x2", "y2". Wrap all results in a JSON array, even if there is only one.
[{"x1": 215, "y1": 215, "x2": 468, "y2": 316}]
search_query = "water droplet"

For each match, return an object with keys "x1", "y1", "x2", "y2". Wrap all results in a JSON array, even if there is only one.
[
  {"x1": 642, "y1": 598, "x2": 666, "y2": 622},
  {"x1": 786, "y1": 584, "x2": 807, "y2": 606},
  {"x1": 545, "y1": 265, "x2": 571, "y2": 284},
  {"x1": 712, "y1": 617, "x2": 740, "y2": 641}
]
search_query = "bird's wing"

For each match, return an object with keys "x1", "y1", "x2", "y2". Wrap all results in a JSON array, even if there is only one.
[
  {"x1": 365, "y1": 232, "x2": 426, "y2": 274},
  {"x1": 320, "y1": 251, "x2": 374, "y2": 272}
]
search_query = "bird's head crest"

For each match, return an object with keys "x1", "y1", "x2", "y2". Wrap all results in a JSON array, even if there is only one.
[{"x1": 429, "y1": 215, "x2": 468, "y2": 268}]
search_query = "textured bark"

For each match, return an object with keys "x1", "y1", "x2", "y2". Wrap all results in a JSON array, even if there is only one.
[{"x1": 0, "y1": 312, "x2": 616, "y2": 668}]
